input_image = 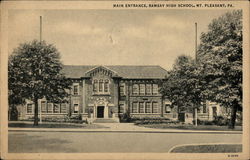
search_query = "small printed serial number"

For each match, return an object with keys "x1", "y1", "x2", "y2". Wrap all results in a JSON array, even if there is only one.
[{"x1": 228, "y1": 154, "x2": 239, "y2": 157}]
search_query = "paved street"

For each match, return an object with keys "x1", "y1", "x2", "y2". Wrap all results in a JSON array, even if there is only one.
[{"x1": 9, "y1": 131, "x2": 242, "y2": 153}]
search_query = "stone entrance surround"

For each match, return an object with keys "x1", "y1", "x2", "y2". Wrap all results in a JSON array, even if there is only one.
[{"x1": 92, "y1": 98, "x2": 109, "y2": 119}]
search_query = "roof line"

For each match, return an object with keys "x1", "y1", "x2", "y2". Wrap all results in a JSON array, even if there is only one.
[
  {"x1": 62, "y1": 64, "x2": 163, "y2": 67},
  {"x1": 85, "y1": 65, "x2": 118, "y2": 75},
  {"x1": 158, "y1": 65, "x2": 169, "y2": 72}
]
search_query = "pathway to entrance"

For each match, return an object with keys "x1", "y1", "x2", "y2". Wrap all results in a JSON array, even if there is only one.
[{"x1": 94, "y1": 123, "x2": 151, "y2": 131}]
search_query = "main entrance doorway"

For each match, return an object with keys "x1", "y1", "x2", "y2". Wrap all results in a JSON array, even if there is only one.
[{"x1": 97, "y1": 106, "x2": 104, "y2": 118}]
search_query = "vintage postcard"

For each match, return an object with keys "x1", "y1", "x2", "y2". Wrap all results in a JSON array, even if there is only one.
[{"x1": 0, "y1": 0, "x2": 249, "y2": 160}]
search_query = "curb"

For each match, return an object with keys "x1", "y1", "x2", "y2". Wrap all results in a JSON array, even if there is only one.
[
  {"x1": 168, "y1": 143, "x2": 243, "y2": 153},
  {"x1": 8, "y1": 128, "x2": 243, "y2": 134}
]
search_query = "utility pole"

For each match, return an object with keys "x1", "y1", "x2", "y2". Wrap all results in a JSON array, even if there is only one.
[
  {"x1": 195, "y1": 22, "x2": 197, "y2": 62},
  {"x1": 194, "y1": 22, "x2": 198, "y2": 127},
  {"x1": 39, "y1": 16, "x2": 42, "y2": 123},
  {"x1": 40, "y1": 16, "x2": 42, "y2": 43}
]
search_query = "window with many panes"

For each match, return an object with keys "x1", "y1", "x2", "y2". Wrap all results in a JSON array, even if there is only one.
[
  {"x1": 132, "y1": 84, "x2": 139, "y2": 95},
  {"x1": 93, "y1": 79, "x2": 110, "y2": 94},
  {"x1": 104, "y1": 80, "x2": 109, "y2": 92},
  {"x1": 99, "y1": 79, "x2": 104, "y2": 92},
  {"x1": 93, "y1": 80, "x2": 98, "y2": 92},
  {"x1": 53, "y1": 104, "x2": 60, "y2": 113},
  {"x1": 74, "y1": 104, "x2": 79, "y2": 113},
  {"x1": 146, "y1": 84, "x2": 152, "y2": 95},
  {"x1": 61, "y1": 103, "x2": 67, "y2": 113},
  {"x1": 27, "y1": 104, "x2": 33, "y2": 113},
  {"x1": 132, "y1": 102, "x2": 138, "y2": 113},
  {"x1": 119, "y1": 83, "x2": 125, "y2": 96},
  {"x1": 132, "y1": 83, "x2": 158, "y2": 95},
  {"x1": 73, "y1": 84, "x2": 79, "y2": 95},
  {"x1": 145, "y1": 102, "x2": 151, "y2": 113},
  {"x1": 152, "y1": 84, "x2": 158, "y2": 95},
  {"x1": 131, "y1": 101, "x2": 160, "y2": 114},
  {"x1": 47, "y1": 103, "x2": 53, "y2": 113},
  {"x1": 38, "y1": 101, "x2": 69, "y2": 114},
  {"x1": 139, "y1": 102, "x2": 144, "y2": 113},
  {"x1": 41, "y1": 101, "x2": 47, "y2": 113},
  {"x1": 165, "y1": 104, "x2": 171, "y2": 113},
  {"x1": 119, "y1": 104, "x2": 125, "y2": 113},
  {"x1": 152, "y1": 102, "x2": 158, "y2": 113},
  {"x1": 203, "y1": 103, "x2": 207, "y2": 113},
  {"x1": 139, "y1": 84, "x2": 145, "y2": 95}
]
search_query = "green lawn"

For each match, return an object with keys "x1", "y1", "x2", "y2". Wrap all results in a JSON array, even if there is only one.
[
  {"x1": 8, "y1": 121, "x2": 107, "y2": 129},
  {"x1": 170, "y1": 144, "x2": 242, "y2": 153},
  {"x1": 137, "y1": 124, "x2": 242, "y2": 131}
]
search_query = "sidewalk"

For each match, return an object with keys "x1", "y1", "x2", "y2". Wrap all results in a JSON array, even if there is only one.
[{"x1": 8, "y1": 123, "x2": 242, "y2": 134}]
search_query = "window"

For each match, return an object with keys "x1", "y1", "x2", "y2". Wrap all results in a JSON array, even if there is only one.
[
  {"x1": 165, "y1": 104, "x2": 171, "y2": 113},
  {"x1": 212, "y1": 106, "x2": 217, "y2": 117},
  {"x1": 119, "y1": 83, "x2": 125, "y2": 96},
  {"x1": 152, "y1": 84, "x2": 158, "y2": 95},
  {"x1": 61, "y1": 103, "x2": 67, "y2": 113},
  {"x1": 203, "y1": 103, "x2": 207, "y2": 113},
  {"x1": 139, "y1": 84, "x2": 145, "y2": 95},
  {"x1": 74, "y1": 104, "x2": 79, "y2": 113},
  {"x1": 93, "y1": 79, "x2": 98, "y2": 92},
  {"x1": 27, "y1": 104, "x2": 33, "y2": 113},
  {"x1": 152, "y1": 102, "x2": 158, "y2": 113},
  {"x1": 139, "y1": 102, "x2": 144, "y2": 113},
  {"x1": 104, "y1": 80, "x2": 109, "y2": 93},
  {"x1": 73, "y1": 84, "x2": 79, "y2": 95},
  {"x1": 47, "y1": 103, "x2": 53, "y2": 113},
  {"x1": 146, "y1": 84, "x2": 152, "y2": 95},
  {"x1": 119, "y1": 104, "x2": 125, "y2": 113},
  {"x1": 132, "y1": 102, "x2": 138, "y2": 113},
  {"x1": 99, "y1": 79, "x2": 104, "y2": 92},
  {"x1": 132, "y1": 84, "x2": 139, "y2": 95},
  {"x1": 197, "y1": 108, "x2": 201, "y2": 113},
  {"x1": 145, "y1": 102, "x2": 151, "y2": 113},
  {"x1": 41, "y1": 101, "x2": 47, "y2": 113},
  {"x1": 93, "y1": 79, "x2": 109, "y2": 94},
  {"x1": 54, "y1": 104, "x2": 60, "y2": 113}
]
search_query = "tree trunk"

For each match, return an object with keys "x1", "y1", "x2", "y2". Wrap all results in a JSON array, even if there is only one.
[
  {"x1": 228, "y1": 103, "x2": 238, "y2": 129},
  {"x1": 161, "y1": 96, "x2": 164, "y2": 117},
  {"x1": 68, "y1": 96, "x2": 72, "y2": 117},
  {"x1": 33, "y1": 98, "x2": 39, "y2": 126},
  {"x1": 8, "y1": 105, "x2": 12, "y2": 121}
]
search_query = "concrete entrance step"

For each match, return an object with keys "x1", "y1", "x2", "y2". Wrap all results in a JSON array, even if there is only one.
[{"x1": 93, "y1": 118, "x2": 119, "y2": 123}]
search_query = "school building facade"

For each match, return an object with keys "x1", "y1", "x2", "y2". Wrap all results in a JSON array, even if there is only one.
[{"x1": 16, "y1": 65, "x2": 224, "y2": 123}]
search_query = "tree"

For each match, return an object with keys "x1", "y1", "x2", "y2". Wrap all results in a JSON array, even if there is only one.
[
  {"x1": 8, "y1": 78, "x2": 25, "y2": 120},
  {"x1": 198, "y1": 10, "x2": 242, "y2": 129},
  {"x1": 8, "y1": 40, "x2": 72, "y2": 125},
  {"x1": 160, "y1": 55, "x2": 204, "y2": 119}
]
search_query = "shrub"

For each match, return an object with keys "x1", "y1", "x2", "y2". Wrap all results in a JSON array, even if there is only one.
[
  {"x1": 192, "y1": 119, "x2": 214, "y2": 125},
  {"x1": 39, "y1": 115, "x2": 85, "y2": 123},
  {"x1": 119, "y1": 113, "x2": 132, "y2": 123},
  {"x1": 212, "y1": 116, "x2": 229, "y2": 126},
  {"x1": 192, "y1": 119, "x2": 201, "y2": 125},
  {"x1": 132, "y1": 117, "x2": 173, "y2": 125},
  {"x1": 203, "y1": 121, "x2": 214, "y2": 125},
  {"x1": 119, "y1": 115, "x2": 174, "y2": 124},
  {"x1": 70, "y1": 114, "x2": 82, "y2": 120},
  {"x1": 236, "y1": 112, "x2": 242, "y2": 126}
]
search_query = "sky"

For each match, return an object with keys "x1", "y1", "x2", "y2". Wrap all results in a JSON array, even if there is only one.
[{"x1": 8, "y1": 9, "x2": 231, "y2": 70}]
